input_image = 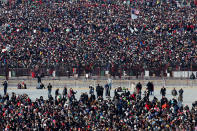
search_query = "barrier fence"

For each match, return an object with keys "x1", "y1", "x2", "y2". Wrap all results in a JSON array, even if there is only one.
[
  {"x1": 0, "y1": 67, "x2": 170, "y2": 77},
  {"x1": 0, "y1": 66, "x2": 197, "y2": 79}
]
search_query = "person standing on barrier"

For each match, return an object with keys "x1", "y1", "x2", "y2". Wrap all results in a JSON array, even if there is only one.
[
  {"x1": 47, "y1": 83, "x2": 52, "y2": 98},
  {"x1": 3, "y1": 80, "x2": 8, "y2": 95}
]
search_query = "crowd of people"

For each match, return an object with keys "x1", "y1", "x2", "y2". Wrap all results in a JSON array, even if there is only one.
[
  {"x1": 0, "y1": 0, "x2": 196, "y2": 76},
  {"x1": 0, "y1": 0, "x2": 197, "y2": 129},
  {"x1": 0, "y1": 80, "x2": 197, "y2": 130}
]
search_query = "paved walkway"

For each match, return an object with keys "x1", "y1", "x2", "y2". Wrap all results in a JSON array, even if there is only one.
[{"x1": 1, "y1": 79, "x2": 197, "y2": 88}]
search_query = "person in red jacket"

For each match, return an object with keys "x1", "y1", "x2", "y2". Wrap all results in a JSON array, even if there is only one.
[{"x1": 145, "y1": 102, "x2": 151, "y2": 111}]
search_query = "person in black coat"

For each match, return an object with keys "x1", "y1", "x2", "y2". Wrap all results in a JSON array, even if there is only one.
[
  {"x1": 37, "y1": 74, "x2": 42, "y2": 83},
  {"x1": 160, "y1": 96, "x2": 168, "y2": 106},
  {"x1": 90, "y1": 94, "x2": 96, "y2": 102},
  {"x1": 171, "y1": 88, "x2": 178, "y2": 98},
  {"x1": 3, "y1": 80, "x2": 8, "y2": 95},
  {"x1": 147, "y1": 81, "x2": 151, "y2": 95},
  {"x1": 47, "y1": 83, "x2": 52, "y2": 98},
  {"x1": 80, "y1": 92, "x2": 88, "y2": 103},
  {"x1": 105, "y1": 84, "x2": 111, "y2": 97},
  {"x1": 89, "y1": 85, "x2": 94, "y2": 95},
  {"x1": 160, "y1": 86, "x2": 166, "y2": 96},
  {"x1": 136, "y1": 82, "x2": 142, "y2": 96},
  {"x1": 62, "y1": 86, "x2": 67, "y2": 99},
  {"x1": 179, "y1": 88, "x2": 184, "y2": 97},
  {"x1": 37, "y1": 73, "x2": 44, "y2": 83},
  {"x1": 178, "y1": 88, "x2": 184, "y2": 104},
  {"x1": 96, "y1": 84, "x2": 101, "y2": 98},
  {"x1": 100, "y1": 85, "x2": 104, "y2": 98},
  {"x1": 147, "y1": 81, "x2": 154, "y2": 95},
  {"x1": 55, "y1": 89, "x2": 59, "y2": 100},
  {"x1": 150, "y1": 82, "x2": 154, "y2": 95}
]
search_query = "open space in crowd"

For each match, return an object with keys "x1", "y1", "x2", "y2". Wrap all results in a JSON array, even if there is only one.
[
  {"x1": 0, "y1": 0, "x2": 196, "y2": 77},
  {"x1": 0, "y1": 80, "x2": 197, "y2": 130}
]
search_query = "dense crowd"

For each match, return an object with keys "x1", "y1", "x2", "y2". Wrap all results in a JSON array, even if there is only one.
[
  {"x1": 0, "y1": 82, "x2": 197, "y2": 130},
  {"x1": 0, "y1": 0, "x2": 196, "y2": 75}
]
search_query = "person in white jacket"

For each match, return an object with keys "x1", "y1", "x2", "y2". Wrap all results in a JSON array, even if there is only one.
[
  {"x1": 130, "y1": 82, "x2": 135, "y2": 94},
  {"x1": 107, "y1": 77, "x2": 112, "y2": 89}
]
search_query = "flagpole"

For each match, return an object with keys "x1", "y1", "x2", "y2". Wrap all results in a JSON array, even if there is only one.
[{"x1": 130, "y1": 1, "x2": 132, "y2": 26}]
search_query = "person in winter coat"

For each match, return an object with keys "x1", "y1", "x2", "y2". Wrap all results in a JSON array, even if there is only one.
[
  {"x1": 160, "y1": 86, "x2": 166, "y2": 96},
  {"x1": 147, "y1": 81, "x2": 152, "y2": 95},
  {"x1": 96, "y1": 84, "x2": 101, "y2": 98},
  {"x1": 107, "y1": 77, "x2": 112, "y2": 89},
  {"x1": 178, "y1": 88, "x2": 184, "y2": 107},
  {"x1": 69, "y1": 88, "x2": 77, "y2": 100},
  {"x1": 3, "y1": 80, "x2": 8, "y2": 95},
  {"x1": 171, "y1": 88, "x2": 178, "y2": 98},
  {"x1": 47, "y1": 83, "x2": 52, "y2": 98},
  {"x1": 146, "y1": 81, "x2": 154, "y2": 96},
  {"x1": 90, "y1": 93, "x2": 96, "y2": 102},
  {"x1": 130, "y1": 82, "x2": 135, "y2": 93},
  {"x1": 62, "y1": 86, "x2": 67, "y2": 100},
  {"x1": 89, "y1": 85, "x2": 94, "y2": 95},
  {"x1": 18, "y1": 83, "x2": 22, "y2": 89},
  {"x1": 144, "y1": 88, "x2": 150, "y2": 101},
  {"x1": 179, "y1": 88, "x2": 184, "y2": 97},
  {"x1": 150, "y1": 82, "x2": 154, "y2": 95},
  {"x1": 160, "y1": 96, "x2": 168, "y2": 106},
  {"x1": 178, "y1": 94, "x2": 183, "y2": 104},
  {"x1": 100, "y1": 86, "x2": 104, "y2": 98},
  {"x1": 105, "y1": 84, "x2": 111, "y2": 97},
  {"x1": 55, "y1": 89, "x2": 59, "y2": 100},
  {"x1": 37, "y1": 74, "x2": 42, "y2": 83},
  {"x1": 80, "y1": 93, "x2": 88, "y2": 103},
  {"x1": 136, "y1": 82, "x2": 142, "y2": 95}
]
